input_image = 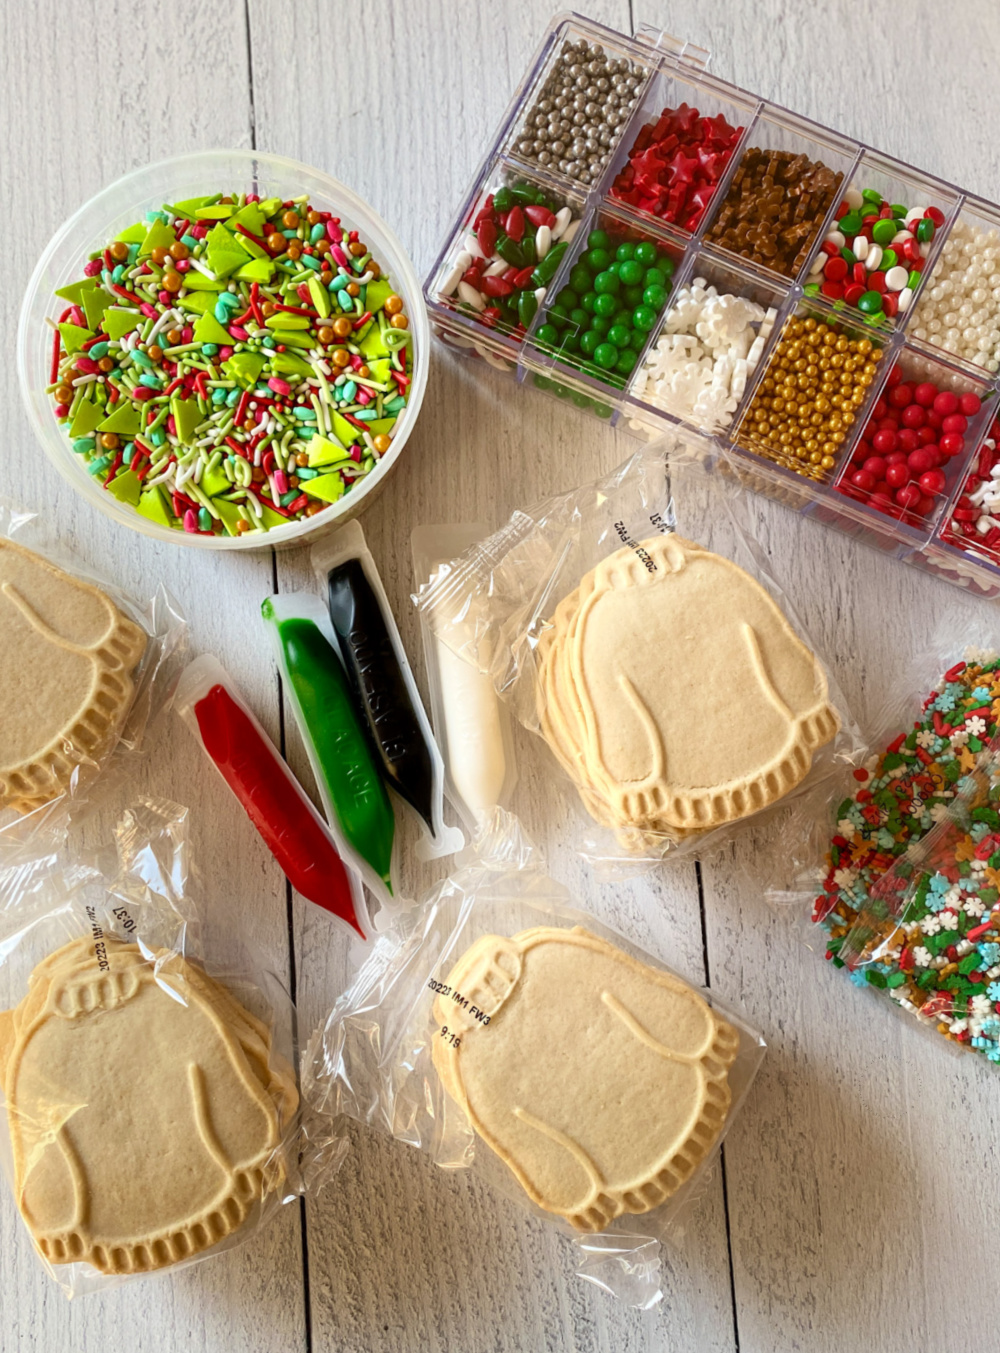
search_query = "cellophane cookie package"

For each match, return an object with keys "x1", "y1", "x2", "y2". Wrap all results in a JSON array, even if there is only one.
[
  {"x1": 0, "y1": 800, "x2": 300, "y2": 1295},
  {"x1": 302, "y1": 810, "x2": 765, "y2": 1309},
  {"x1": 0, "y1": 502, "x2": 185, "y2": 843},
  {"x1": 414, "y1": 435, "x2": 864, "y2": 872}
]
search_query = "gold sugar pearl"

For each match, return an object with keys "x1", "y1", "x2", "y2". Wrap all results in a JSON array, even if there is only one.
[{"x1": 735, "y1": 315, "x2": 882, "y2": 481}]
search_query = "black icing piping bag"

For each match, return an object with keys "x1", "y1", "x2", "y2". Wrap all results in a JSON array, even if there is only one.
[
  {"x1": 313, "y1": 521, "x2": 463, "y2": 861},
  {"x1": 327, "y1": 556, "x2": 435, "y2": 829}
]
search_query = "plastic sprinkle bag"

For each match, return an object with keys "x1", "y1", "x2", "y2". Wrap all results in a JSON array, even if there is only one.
[
  {"x1": 412, "y1": 435, "x2": 862, "y2": 871},
  {"x1": 302, "y1": 809, "x2": 765, "y2": 1309},
  {"x1": 0, "y1": 798, "x2": 301, "y2": 1295},
  {"x1": 777, "y1": 644, "x2": 1000, "y2": 1060}
]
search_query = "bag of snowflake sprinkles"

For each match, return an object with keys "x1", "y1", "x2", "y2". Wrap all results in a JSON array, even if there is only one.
[{"x1": 811, "y1": 650, "x2": 1000, "y2": 1060}]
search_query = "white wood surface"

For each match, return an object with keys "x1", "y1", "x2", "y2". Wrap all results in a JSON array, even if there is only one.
[{"x1": 1, "y1": 2, "x2": 999, "y2": 1350}]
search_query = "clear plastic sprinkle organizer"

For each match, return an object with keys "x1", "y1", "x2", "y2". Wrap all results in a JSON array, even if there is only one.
[{"x1": 424, "y1": 12, "x2": 1000, "y2": 599}]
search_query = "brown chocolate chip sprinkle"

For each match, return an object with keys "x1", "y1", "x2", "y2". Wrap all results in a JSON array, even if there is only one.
[{"x1": 705, "y1": 147, "x2": 843, "y2": 278}]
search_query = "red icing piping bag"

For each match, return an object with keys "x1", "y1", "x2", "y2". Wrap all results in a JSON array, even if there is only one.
[{"x1": 175, "y1": 655, "x2": 368, "y2": 939}]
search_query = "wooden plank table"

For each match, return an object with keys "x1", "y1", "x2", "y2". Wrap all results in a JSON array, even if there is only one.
[{"x1": 1, "y1": 2, "x2": 999, "y2": 1350}]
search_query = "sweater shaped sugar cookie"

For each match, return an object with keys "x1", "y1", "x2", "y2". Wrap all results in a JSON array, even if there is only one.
[
  {"x1": 432, "y1": 926, "x2": 738, "y2": 1231},
  {"x1": 539, "y1": 535, "x2": 837, "y2": 835},
  {"x1": 0, "y1": 539, "x2": 146, "y2": 812},
  {"x1": 1, "y1": 939, "x2": 296, "y2": 1275}
]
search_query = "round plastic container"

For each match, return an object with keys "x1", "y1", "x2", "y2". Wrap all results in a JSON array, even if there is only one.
[{"x1": 17, "y1": 149, "x2": 429, "y2": 550}]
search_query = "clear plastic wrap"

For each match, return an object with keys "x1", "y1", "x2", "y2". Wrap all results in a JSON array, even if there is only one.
[
  {"x1": 302, "y1": 809, "x2": 765, "y2": 1309},
  {"x1": 0, "y1": 797, "x2": 301, "y2": 1296},
  {"x1": 773, "y1": 645, "x2": 1000, "y2": 1062},
  {"x1": 412, "y1": 435, "x2": 863, "y2": 869},
  {"x1": 818, "y1": 742, "x2": 1000, "y2": 1062},
  {"x1": 0, "y1": 501, "x2": 186, "y2": 847},
  {"x1": 411, "y1": 524, "x2": 518, "y2": 832}
]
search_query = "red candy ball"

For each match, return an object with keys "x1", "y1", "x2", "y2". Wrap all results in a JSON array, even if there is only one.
[
  {"x1": 939, "y1": 432, "x2": 965, "y2": 457},
  {"x1": 885, "y1": 462, "x2": 910, "y2": 488},
  {"x1": 918, "y1": 469, "x2": 947, "y2": 495},
  {"x1": 896, "y1": 428, "x2": 920, "y2": 451},
  {"x1": 933, "y1": 390, "x2": 959, "y2": 416},
  {"x1": 907, "y1": 448, "x2": 934, "y2": 476},
  {"x1": 850, "y1": 469, "x2": 876, "y2": 492},
  {"x1": 873, "y1": 429, "x2": 897, "y2": 454},
  {"x1": 913, "y1": 382, "x2": 938, "y2": 407},
  {"x1": 959, "y1": 391, "x2": 982, "y2": 416},
  {"x1": 863, "y1": 456, "x2": 888, "y2": 479},
  {"x1": 901, "y1": 403, "x2": 926, "y2": 429},
  {"x1": 942, "y1": 414, "x2": 968, "y2": 434},
  {"x1": 895, "y1": 483, "x2": 923, "y2": 510}
]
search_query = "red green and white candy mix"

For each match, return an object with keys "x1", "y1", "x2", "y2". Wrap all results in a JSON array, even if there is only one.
[
  {"x1": 48, "y1": 192, "x2": 413, "y2": 536},
  {"x1": 805, "y1": 186, "x2": 941, "y2": 322},
  {"x1": 816, "y1": 653, "x2": 1000, "y2": 1061}
]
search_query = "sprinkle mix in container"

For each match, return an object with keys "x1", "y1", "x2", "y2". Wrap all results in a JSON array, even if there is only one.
[
  {"x1": 20, "y1": 150, "x2": 428, "y2": 549},
  {"x1": 45, "y1": 192, "x2": 413, "y2": 537}
]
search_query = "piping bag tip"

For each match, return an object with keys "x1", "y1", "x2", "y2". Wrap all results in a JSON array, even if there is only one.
[{"x1": 414, "y1": 821, "x2": 466, "y2": 862}]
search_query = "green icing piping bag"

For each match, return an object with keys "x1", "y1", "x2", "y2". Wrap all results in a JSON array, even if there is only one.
[{"x1": 262, "y1": 594, "x2": 396, "y2": 906}]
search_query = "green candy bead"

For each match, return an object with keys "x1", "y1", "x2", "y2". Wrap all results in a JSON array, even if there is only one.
[
  {"x1": 560, "y1": 332, "x2": 580, "y2": 353},
  {"x1": 587, "y1": 229, "x2": 611, "y2": 250},
  {"x1": 569, "y1": 265, "x2": 593, "y2": 293},
  {"x1": 569, "y1": 307, "x2": 589, "y2": 329},
  {"x1": 581, "y1": 291, "x2": 598, "y2": 313},
  {"x1": 623, "y1": 285, "x2": 644, "y2": 307},
  {"x1": 593, "y1": 269, "x2": 620, "y2": 294},
  {"x1": 634, "y1": 241, "x2": 657, "y2": 266},
  {"x1": 618, "y1": 260, "x2": 644, "y2": 286},
  {"x1": 644, "y1": 267, "x2": 667, "y2": 289},
  {"x1": 517, "y1": 291, "x2": 538, "y2": 328},
  {"x1": 871, "y1": 219, "x2": 896, "y2": 246},
  {"x1": 659, "y1": 256, "x2": 676, "y2": 277},
  {"x1": 535, "y1": 323, "x2": 558, "y2": 346},
  {"x1": 616, "y1": 242, "x2": 636, "y2": 262},
  {"x1": 632, "y1": 304, "x2": 658, "y2": 332},
  {"x1": 556, "y1": 287, "x2": 579, "y2": 310},
  {"x1": 579, "y1": 329, "x2": 601, "y2": 356},
  {"x1": 571, "y1": 390, "x2": 593, "y2": 409},
  {"x1": 628, "y1": 328, "x2": 647, "y2": 350},
  {"x1": 590, "y1": 315, "x2": 611, "y2": 335},
  {"x1": 547, "y1": 303, "x2": 570, "y2": 329},
  {"x1": 839, "y1": 210, "x2": 863, "y2": 236},
  {"x1": 582, "y1": 248, "x2": 609, "y2": 272},
  {"x1": 856, "y1": 291, "x2": 884, "y2": 315},
  {"x1": 643, "y1": 284, "x2": 667, "y2": 310},
  {"x1": 593, "y1": 341, "x2": 620, "y2": 370},
  {"x1": 615, "y1": 348, "x2": 638, "y2": 375},
  {"x1": 593, "y1": 291, "x2": 617, "y2": 316},
  {"x1": 607, "y1": 323, "x2": 631, "y2": 348}
]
